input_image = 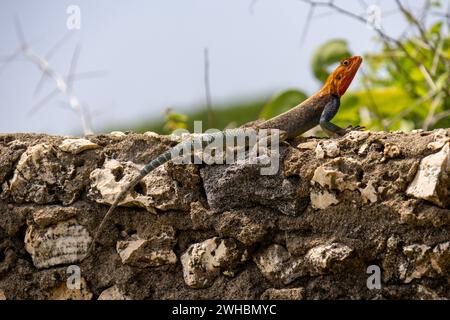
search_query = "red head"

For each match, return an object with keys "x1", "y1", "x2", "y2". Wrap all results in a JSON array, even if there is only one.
[{"x1": 321, "y1": 56, "x2": 362, "y2": 97}]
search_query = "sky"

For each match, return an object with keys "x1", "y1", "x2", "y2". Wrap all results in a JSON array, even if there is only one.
[{"x1": 0, "y1": 0, "x2": 417, "y2": 135}]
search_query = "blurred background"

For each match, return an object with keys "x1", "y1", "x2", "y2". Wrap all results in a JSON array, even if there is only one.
[{"x1": 0, "y1": 0, "x2": 449, "y2": 135}]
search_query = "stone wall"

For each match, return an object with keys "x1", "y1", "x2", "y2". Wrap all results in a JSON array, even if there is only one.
[{"x1": 0, "y1": 129, "x2": 449, "y2": 300}]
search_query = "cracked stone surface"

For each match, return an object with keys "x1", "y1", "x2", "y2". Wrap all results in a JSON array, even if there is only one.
[{"x1": 0, "y1": 130, "x2": 448, "y2": 299}]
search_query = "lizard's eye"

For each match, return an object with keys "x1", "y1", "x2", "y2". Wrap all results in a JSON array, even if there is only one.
[
  {"x1": 342, "y1": 60, "x2": 349, "y2": 66},
  {"x1": 336, "y1": 75, "x2": 342, "y2": 80}
]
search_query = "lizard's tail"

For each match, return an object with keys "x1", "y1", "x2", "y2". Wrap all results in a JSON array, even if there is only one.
[{"x1": 86, "y1": 145, "x2": 184, "y2": 257}]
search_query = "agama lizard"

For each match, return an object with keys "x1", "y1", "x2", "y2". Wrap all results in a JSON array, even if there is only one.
[{"x1": 87, "y1": 55, "x2": 363, "y2": 255}]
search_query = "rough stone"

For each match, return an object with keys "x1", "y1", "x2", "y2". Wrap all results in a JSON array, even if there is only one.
[
  {"x1": 89, "y1": 158, "x2": 195, "y2": 213},
  {"x1": 296, "y1": 141, "x2": 317, "y2": 150},
  {"x1": 0, "y1": 131, "x2": 449, "y2": 300},
  {"x1": 253, "y1": 244, "x2": 304, "y2": 285},
  {"x1": 383, "y1": 143, "x2": 401, "y2": 159},
  {"x1": 315, "y1": 140, "x2": 340, "y2": 159},
  {"x1": 59, "y1": 138, "x2": 99, "y2": 154},
  {"x1": 116, "y1": 233, "x2": 177, "y2": 267},
  {"x1": 400, "y1": 242, "x2": 450, "y2": 283},
  {"x1": 304, "y1": 243, "x2": 353, "y2": 275},
  {"x1": 311, "y1": 158, "x2": 361, "y2": 192},
  {"x1": 190, "y1": 201, "x2": 214, "y2": 230},
  {"x1": 180, "y1": 237, "x2": 247, "y2": 288},
  {"x1": 32, "y1": 206, "x2": 79, "y2": 228},
  {"x1": 214, "y1": 209, "x2": 274, "y2": 246},
  {"x1": 47, "y1": 278, "x2": 93, "y2": 300},
  {"x1": 427, "y1": 129, "x2": 449, "y2": 151},
  {"x1": 200, "y1": 147, "x2": 308, "y2": 216},
  {"x1": 359, "y1": 181, "x2": 378, "y2": 204},
  {"x1": 98, "y1": 285, "x2": 130, "y2": 300},
  {"x1": 406, "y1": 143, "x2": 449, "y2": 207},
  {"x1": 110, "y1": 131, "x2": 126, "y2": 137},
  {"x1": 310, "y1": 190, "x2": 339, "y2": 209},
  {"x1": 260, "y1": 287, "x2": 305, "y2": 300},
  {"x1": 24, "y1": 219, "x2": 92, "y2": 269},
  {"x1": 7, "y1": 142, "x2": 100, "y2": 205}
]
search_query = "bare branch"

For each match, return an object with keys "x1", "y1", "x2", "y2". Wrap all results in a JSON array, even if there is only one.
[
  {"x1": 249, "y1": 0, "x2": 259, "y2": 14},
  {"x1": 14, "y1": 15, "x2": 27, "y2": 49},
  {"x1": 0, "y1": 49, "x2": 22, "y2": 76},
  {"x1": 422, "y1": 92, "x2": 444, "y2": 130},
  {"x1": 298, "y1": 0, "x2": 443, "y2": 94},
  {"x1": 33, "y1": 32, "x2": 75, "y2": 96},
  {"x1": 68, "y1": 70, "x2": 108, "y2": 83},
  {"x1": 27, "y1": 89, "x2": 59, "y2": 116},
  {"x1": 299, "y1": 2, "x2": 316, "y2": 46},
  {"x1": 46, "y1": 31, "x2": 75, "y2": 60},
  {"x1": 395, "y1": 0, "x2": 436, "y2": 51},
  {"x1": 67, "y1": 44, "x2": 81, "y2": 92}
]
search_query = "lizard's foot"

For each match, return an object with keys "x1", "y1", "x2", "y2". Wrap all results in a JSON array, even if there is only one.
[{"x1": 336, "y1": 125, "x2": 365, "y2": 136}]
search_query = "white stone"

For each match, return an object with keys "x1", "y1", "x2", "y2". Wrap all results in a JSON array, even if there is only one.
[
  {"x1": 406, "y1": 143, "x2": 449, "y2": 207},
  {"x1": 143, "y1": 131, "x2": 160, "y2": 138},
  {"x1": 344, "y1": 131, "x2": 370, "y2": 142},
  {"x1": 89, "y1": 159, "x2": 188, "y2": 213},
  {"x1": 401, "y1": 244, "x2": 432, "y2": 283},
  {"x1": 311, "y1": 159, "x2": 360, "y2": 192},
  {"x1": 180, "y1": 237, "x2": 245, "y2": 288},
  {"x1": 98, "y1": 286, "x2": 130, "y2": 300},
  {"x1": 296, "y1": 141, "x2": 317, "y2": 150},
  {"x1": 110, "y1": 131, "x2": 126, "y2": 137},
  {"x1": 358, "y1": 143, "x2": 369, "y2": 155},
  {"x1": 310, "y1": 190, "x2": 339, "y2": 209},
  {"x1": 315, "y1": 141, "x2": 340, "y2": 159},
  {"x1": 24, "y1": 219, "x2": 92, "y2": 269},
  {"x1": 359, "y1": 181, "x2": 378, "y2": 203},
  {"x1": 116, "y1": 233, "x2": 177, "y2": 267},
  {"x1": 180, "y1": 238, "x2": 222, "y2": 288},
  {"x1": 400, "y1": 242, "x2": 450, "y2": 284},
  {"x1": 253, "y1": 244, "x2": 304, "y2": 285},
  {"x1": 427, "y1": 129, "x2": 449, "y2": 151},
  {"x1": 59, "y1": 138, "x2": 99, "y2": 154},
  {"x1": 305, "y1": 243, "x2": 353, "y2": 275}
]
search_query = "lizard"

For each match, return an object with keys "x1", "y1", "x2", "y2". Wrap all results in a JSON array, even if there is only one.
[{"x1": 86, "y1": 55, "x2": 363, "y2": 256}]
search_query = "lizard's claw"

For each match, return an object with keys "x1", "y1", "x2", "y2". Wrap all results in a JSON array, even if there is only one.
[
  {"x1": 337, "y1": 125, "x2": 365, "y2": 136},
  {"x1": 347, "y1": 125, "x2": 365, "y2": 131}
]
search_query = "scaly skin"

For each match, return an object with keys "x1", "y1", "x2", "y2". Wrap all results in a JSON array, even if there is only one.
[
  {"x1": 257, "y1": 55, "x2": 362, "y2": 137},
  {"x1": 86, "y1": 56, "x2": 363, "y2": 256}
]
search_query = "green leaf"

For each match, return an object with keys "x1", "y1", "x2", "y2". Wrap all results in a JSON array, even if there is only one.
[
  {"x1": 260, "y1": 89, "x2": 307, "y2": 119},
  {"x1": 311, "y1": 39, "x2": 352, "y2": 82},
  {"x1": 165, "y1": 113, "x2": 188, "y2": 122},
  {"x1": 429, "y1": 21, "x2": 443, "y2": 35}
]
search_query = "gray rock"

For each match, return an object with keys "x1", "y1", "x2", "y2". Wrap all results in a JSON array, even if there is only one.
[{"x1": 200, "y1": 147, "x2": 308, "y2": 216}]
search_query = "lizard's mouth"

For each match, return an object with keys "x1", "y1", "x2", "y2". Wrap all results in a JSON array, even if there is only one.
[{"x1": 353, "y1": 56, "x2": 363, "y2": 68}]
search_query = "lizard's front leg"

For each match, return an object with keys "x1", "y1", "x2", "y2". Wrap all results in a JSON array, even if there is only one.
[{"x1": 319, "y1": 95, "x2": 363, "y2": 137}]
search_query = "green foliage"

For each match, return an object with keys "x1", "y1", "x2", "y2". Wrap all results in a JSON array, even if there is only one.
[
  {"x1": 163, "y1": 110, "x2": 188, "y2": 133},
  {"x1": 127, "y1": 99, "x2": 266, "y2": 134},
  {"x1": 260, "y1": 89, "x2": 307, "y2": 120},
  {"x1": 362, "y1": 18, "x2": 450, "y2": 130},
  {"x1": 268, "y1": 3, "x2": 450, "y2": 132},
  {"x1": 123, "y1": 1, "x2": 449, "y2": 135},
  {"x1": 311, "y1": 39, "x2": 352, "y2": 82}
]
